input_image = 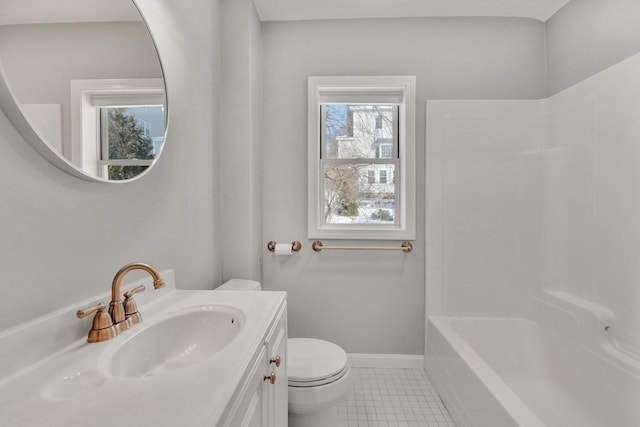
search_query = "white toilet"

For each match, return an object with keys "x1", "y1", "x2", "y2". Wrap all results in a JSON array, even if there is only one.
[{"x1": 216, "y1": 279, "x2": 352, "y2": 427}]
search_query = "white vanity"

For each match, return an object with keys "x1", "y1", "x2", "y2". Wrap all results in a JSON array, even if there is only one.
[
  {"x1": 0, "y1": 270, "x2": 287, "y2": 426},
  {"x1": 221, "y1": 297, "x2": 288, "y2": 426}
]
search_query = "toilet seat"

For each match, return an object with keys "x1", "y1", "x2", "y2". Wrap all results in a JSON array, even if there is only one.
[
  {"x1": 287, "y1": 338, "x2": 349, "y2": 387},
  {"x1": 288, "y1": 364, "x2": 350, "y2": 387}
]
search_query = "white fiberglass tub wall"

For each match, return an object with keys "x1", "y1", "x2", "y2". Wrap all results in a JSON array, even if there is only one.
[{"x1": 425, "y1": 52, "x2": 640, "y2": 426}]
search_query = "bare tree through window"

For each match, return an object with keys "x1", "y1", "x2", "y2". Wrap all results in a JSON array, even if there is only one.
[{"x1": 321, "y1": 104, "x2": 398, "y2": 224}]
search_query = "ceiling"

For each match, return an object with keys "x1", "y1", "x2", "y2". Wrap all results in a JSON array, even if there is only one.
[{"x1": 253, "y1": 0, "x2": 572, "y2": 22}]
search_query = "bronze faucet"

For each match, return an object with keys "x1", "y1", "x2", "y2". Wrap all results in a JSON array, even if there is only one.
[
  {"x1": 109, "y1": 263, "x2": 165, "y2": 332},
  {"x1": 77, "y1": 262, "x2": 165, "y2": 342}
]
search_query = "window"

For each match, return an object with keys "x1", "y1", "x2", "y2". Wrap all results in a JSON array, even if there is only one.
[
  {"x1": 99, "y1": 106, "x2": 164, "y2": 180},
  {"x1": 308, "y1": 76, "x2": 416, "y2": 240},
  {"x1": 379, "y1": 170, "x2": 387, "y2": 184},
  {"x1": 70, "y1": 79, "x2": 165, "y2": 180},
  {"x1": 376, "y1": 141, "x2": 393, "y2": 159},
  {"x1": 368, "y1": 169, "x2": 376, "y2": 184}
]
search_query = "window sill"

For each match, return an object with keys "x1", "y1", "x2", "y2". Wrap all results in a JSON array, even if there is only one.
[{"x1": 308, "y1": 225, "x2": 415, "y2": 241}]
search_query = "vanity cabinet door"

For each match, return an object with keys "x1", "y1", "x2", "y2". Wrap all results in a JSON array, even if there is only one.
[
  {"x1": 220, "y1": 301, "x2": 287, "y2": 427},
  {"x1": 265, "y1": 303, "x2": 287, "y2": 426},
  {"x1": 223, "y1": 346, "x2": 268, "y2": 427}
]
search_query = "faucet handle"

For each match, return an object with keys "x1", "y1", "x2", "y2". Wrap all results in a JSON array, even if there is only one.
[
  {"x1": 123, "y1": 284, "x2": 146, "y2": 298},
  {"x1": 77, "y1": 302, "x2": 105, "y2": 318},
  {"x1": 77, "y1": 303, "x2": 117, "y2": 343},
  {"x1": 123, "y1": 285, "x2": 146, "y2": 325}
]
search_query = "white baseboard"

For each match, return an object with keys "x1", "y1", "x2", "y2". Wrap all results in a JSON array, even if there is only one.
[{"x1": 347, "y1": 353, "x2": 424, "y2": 369}]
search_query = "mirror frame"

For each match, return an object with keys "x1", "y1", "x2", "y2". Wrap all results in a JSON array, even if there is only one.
[{"x1": 0, "y1": 0, "x2": 169, "y2": 183}]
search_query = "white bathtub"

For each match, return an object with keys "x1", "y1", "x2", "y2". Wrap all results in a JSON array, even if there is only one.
[{"x1": 426, "y1": 316, "x2": 640, "y2": 427}]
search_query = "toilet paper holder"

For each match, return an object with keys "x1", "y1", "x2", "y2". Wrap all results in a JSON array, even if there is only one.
[{"x1": 267, "y1": 241, "x2": 302, "y2": 252}]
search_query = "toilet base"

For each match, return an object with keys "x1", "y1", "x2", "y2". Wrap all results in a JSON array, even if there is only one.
[
  {"x1": 289, "y1": 406, "x2": 337, "y2": 427},
  {"x1": 288, "y1": 364, "x2": 352, "y2": 426}
]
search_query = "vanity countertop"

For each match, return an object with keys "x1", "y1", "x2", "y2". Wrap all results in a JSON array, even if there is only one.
[{"x1": 0, "y1": 271, "x2": 286, "y2": 426}]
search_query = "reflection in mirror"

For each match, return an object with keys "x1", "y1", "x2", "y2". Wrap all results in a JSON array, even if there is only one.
[{"x1": 0, "y1": 0, "x2": 166, "y2": 182}]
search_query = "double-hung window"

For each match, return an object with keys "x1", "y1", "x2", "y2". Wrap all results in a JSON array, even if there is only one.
[
  {"x1": 308, "y1": 76, "x2": 416, "y2": 240},
  {"x1": 70, "y1": 78, "x2": 165, "y2": 180},
  {"x1": 98, "y1": 105, "x2": 164, "y2": 180}
]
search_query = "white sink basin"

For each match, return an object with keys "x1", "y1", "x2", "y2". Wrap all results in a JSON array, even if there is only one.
[{"x1": 103, "y1": 305, "x2": 244, "y2": 378}]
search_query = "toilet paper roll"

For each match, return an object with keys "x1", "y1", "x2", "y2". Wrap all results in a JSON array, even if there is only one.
[{"x1": 274, "y1": 243, "x2": 293, "y2": 255}]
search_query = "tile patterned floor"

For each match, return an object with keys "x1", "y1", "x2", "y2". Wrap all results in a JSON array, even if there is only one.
[{"x1": 337, "y1": 367, "x2": 456, "y2": 427}]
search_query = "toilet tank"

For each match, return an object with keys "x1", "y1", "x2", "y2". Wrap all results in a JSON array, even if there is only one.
[{"x1": 216, "y1": 279, "x2": 262, "y2": 291}]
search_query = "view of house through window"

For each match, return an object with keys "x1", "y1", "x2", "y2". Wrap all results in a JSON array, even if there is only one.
[
  {"x1": 100, "y1": 106, "x2": 165, "y2": 180},
  {"x1": 321, "y1": 104, "x2": 399, "y2": 225}
]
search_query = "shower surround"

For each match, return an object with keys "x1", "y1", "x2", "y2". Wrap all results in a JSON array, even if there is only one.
[{"x1": 425, "y1": 52, "x2": 640, "y2": 426}]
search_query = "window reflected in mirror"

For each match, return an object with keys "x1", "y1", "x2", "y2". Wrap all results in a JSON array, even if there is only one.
[{"x1": 100, "y1": 105, "x2": 165, "y2": 180}]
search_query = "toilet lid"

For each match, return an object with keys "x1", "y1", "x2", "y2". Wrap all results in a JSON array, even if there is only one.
[{"x1": 287, "y1": 338, "x2": 348, "y2": 386}]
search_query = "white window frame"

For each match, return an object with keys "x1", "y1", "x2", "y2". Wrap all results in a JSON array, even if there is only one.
[
  {"x1": 308, "y1": 76, "x2": 416, "y2": 240},
  {"x1": 70, "y1": 78, "x2": 165, "y2": 178}
]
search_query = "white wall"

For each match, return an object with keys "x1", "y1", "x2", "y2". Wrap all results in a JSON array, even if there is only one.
[
  {"x1": 0, "y1": 0, "x2": 222, "y2": 331},
  {"x1": 261, "y1": 17, "x2": 546, "y2": 354},
  {"x1": 220, "y1": 0, "x2": 262, "y2": 282},
  {"x1": 546, "y1": 0, "x2": 640, "y2": 95}
]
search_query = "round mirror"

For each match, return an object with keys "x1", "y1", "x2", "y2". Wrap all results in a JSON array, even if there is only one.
[{"x1": 0, "y1": 0, "x2": 167, "y2": 182}]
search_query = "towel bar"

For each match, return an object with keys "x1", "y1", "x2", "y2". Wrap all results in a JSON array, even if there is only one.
[{"x1": 311, "y1": 240, "x2": 412, "y2": 253}]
